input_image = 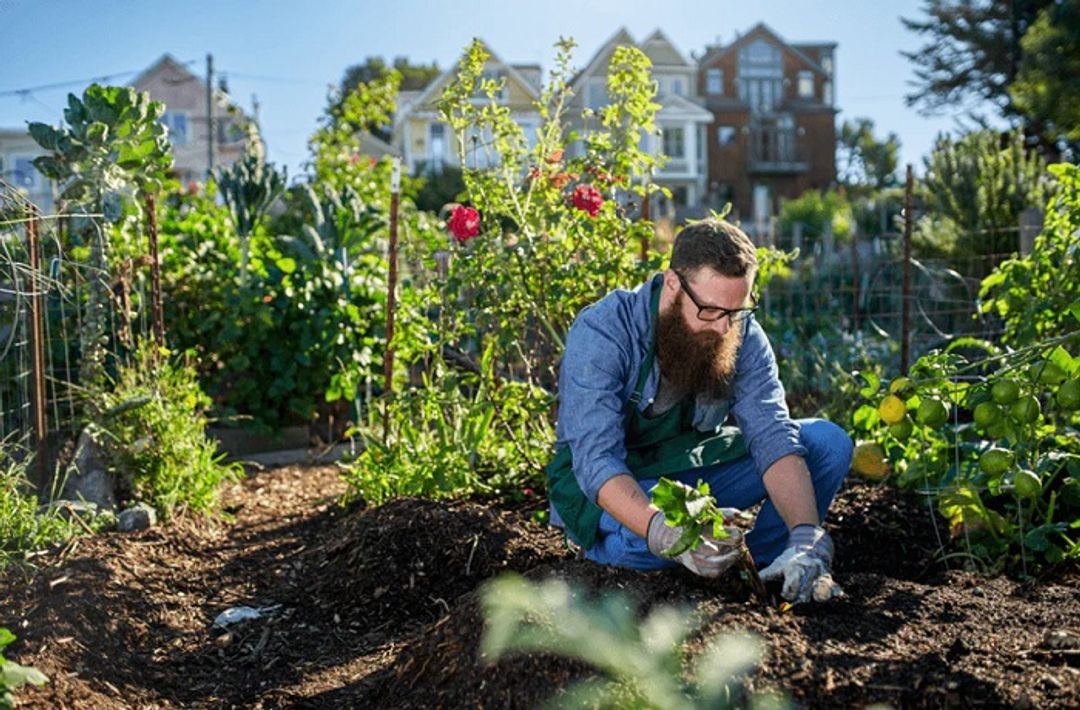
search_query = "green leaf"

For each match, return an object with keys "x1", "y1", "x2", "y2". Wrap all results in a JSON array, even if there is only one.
[
  {"x1": 855, "y1": 370, "x2": 880, "y2": 398},
  {"x1": 0, "y1": 628, "x2": 14, "y2": 651},
  {"x1": 1070, "y1": 298, "x2": 1080, "y2": 325},
  {"x1": 275, "y1": 257, "x2": 297, "y2": 275},
  {"x1": 0, "y1": 660, "x2": 48, "y2": 690},
  {"x1": 1047, "y1": 345, "x2": 1079, "y2": 376},
  {"x1": 27, "y1": 122, "x2": 61, "y2": 150},
  {"x1": 852, "y1": 404, "x2": 880, "y2": 432}
]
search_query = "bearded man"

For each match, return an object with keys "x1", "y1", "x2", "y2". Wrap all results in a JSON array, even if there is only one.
[{"x1": 545, "y1": 219, "x2": 853, "y2": 603}]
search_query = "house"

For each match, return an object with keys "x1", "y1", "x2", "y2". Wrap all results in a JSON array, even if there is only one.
[
  {"x1": 567, "y1": 28, "x2": 713, "y2": 221},
  {"x1": 0, "y1": 128, "x2": 55, "y2": 212},
  {"x1": 697, "y1": 23, "x2": 838, "y2": 233},
  {"x1": 130, "y1": 54, "x2": 253, "y2": 185},
  {"x1": 391, "y1": 40, "x2": 542, "y2": 175}
]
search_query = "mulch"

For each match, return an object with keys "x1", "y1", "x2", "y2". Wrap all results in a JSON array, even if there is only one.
[{"x1": 1, "y1": 463, "x2": 1077, "y2": 708}]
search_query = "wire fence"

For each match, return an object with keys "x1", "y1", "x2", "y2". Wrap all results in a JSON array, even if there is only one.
[{"x1": 0, "y1": 179, "x2": 155, "y2": 486}]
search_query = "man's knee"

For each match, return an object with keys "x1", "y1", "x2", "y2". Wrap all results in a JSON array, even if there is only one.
[{"x1": 798, "y1": 419, "x2": 853, "y2": 487}]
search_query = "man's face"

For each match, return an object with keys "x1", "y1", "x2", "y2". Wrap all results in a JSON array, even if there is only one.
[{"x1": 655, "y1": 267, "x2": 754, "y2": 400}]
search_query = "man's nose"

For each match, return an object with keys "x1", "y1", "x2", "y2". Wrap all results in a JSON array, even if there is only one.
[{"x1": 710, "y1": 317, "x2": 730, "y2": 336}]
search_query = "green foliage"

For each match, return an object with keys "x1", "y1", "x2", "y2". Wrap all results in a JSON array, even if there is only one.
[
  {"x1": 920, "y1": 129, "x2": 1050, "y2": 258},
  {"x1": 159, "y1": 182, "x2": 389, "y2": 431},
  {"x1": 0, "y1": 446, "x2": 83, "y2": 569},
  {"x1": 900, "y1": 1, "x2": 1052, "y2": 122},
  {"x1": 778, "y1": 189, "x2": 852, "y2": 245},
  {"x1": 837, "y1": 118, "x2": 900, "y2": 193},
  {"x1": 1010, "y1": 0, "x2": 1080, "y2": 147},
  {"x1": 215, "y1": 122, "x2": 286, "y2": 285},
  {"x1": 333, "y1": 56, "x2": 440, "y2": 138},
  {"x1": 979, "y1": 163, "x2": 1080, "y2": 347},
  {"x1": 90, "y1": 338, "x2": 242, "y2": 518},
  {"x1": 650, "y1": 478, "x2": 728, "y2": 557},
  {"x1": 0, "y1": 628, "x2": 48, "y2": 710},
  {"x1": 481, "y1": 574, "x2": 784, "y2": 710}
]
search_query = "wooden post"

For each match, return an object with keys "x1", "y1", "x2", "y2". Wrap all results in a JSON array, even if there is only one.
[
  {"x1": 850, "y1": 222, "x2": 861, "y2": 330},
  {"x1": 901, "y1": 164, "x2": 913, "y2": 375},
  {"x1": 144, "y1": 194, "x2": 166, "y2": 346},
  {"x1": 383, "y1": 159, "x2": 401, "y2": 435},
  {"x1": 26, "y1": 210, "x2": 48, "y2": 483}
]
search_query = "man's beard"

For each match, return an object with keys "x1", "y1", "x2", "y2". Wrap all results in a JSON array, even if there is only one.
[{"x1": 655, "y1": 291, "x2": 744, "y2": 401}]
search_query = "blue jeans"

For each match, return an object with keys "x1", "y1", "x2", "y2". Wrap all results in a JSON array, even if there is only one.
[{"x1": 584, "y1": 418, "x2": 853, "y2": 569}]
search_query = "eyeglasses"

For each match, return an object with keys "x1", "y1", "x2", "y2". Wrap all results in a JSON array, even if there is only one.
[{"x1": 675, "y1": 271, "x2": 758, "y2": 323}]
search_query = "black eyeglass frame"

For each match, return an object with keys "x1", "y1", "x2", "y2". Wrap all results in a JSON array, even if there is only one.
[{"x1": 674, "y1": 270, "x2": 759, "y2": 323}]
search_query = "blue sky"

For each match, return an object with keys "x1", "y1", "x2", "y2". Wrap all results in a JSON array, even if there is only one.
[{"x1": 0, "y1": 0, "x2": 980, "y2": 180}]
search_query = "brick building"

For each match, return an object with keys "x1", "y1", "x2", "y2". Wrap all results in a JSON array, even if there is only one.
[{"x1": 698, "y1": 23, "x2": 837, "y2": 234}]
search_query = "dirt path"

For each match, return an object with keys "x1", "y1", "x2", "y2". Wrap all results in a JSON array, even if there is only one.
[{"x1": 2, "y1": 464, "x2": 1078, "y2": 708}]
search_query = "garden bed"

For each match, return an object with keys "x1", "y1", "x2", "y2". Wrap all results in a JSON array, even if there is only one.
[{"x1": 1, "y1": 463, "x2": 1077, "y2": 708}]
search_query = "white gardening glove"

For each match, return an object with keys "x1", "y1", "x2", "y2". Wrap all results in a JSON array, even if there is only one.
[
  {"x1": 646, "y1": 510, "x2": 743, "y2": 578},
  {"x1": 759, "y1": 524, "x2": 844, "y2": 603}
]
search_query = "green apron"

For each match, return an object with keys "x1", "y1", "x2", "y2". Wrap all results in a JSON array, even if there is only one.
[{"x1": 546, "y1": 281, "x2": 747, "y2": 549}]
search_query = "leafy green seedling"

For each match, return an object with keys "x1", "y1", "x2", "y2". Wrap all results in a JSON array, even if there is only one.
[{"x1": 0, "y1": 628, "x2": 48, "y2": 710}]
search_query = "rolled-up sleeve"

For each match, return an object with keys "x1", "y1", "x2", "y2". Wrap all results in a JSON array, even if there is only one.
[
  {"x1": 730, "y1": 318, "x2": 806, "y2": 476},
  {"x1": 556, "y1": 311, "x2": 632, "y2": 503}
]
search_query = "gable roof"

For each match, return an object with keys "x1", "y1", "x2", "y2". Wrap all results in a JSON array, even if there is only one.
[
  {"x1": 569, "y1": 27, "x2": 637, "y2": 89},
  {"x1": 640, "y1": 29, "x2": 691, "y2": 68},
  {"x1": 130, "y1": 53, "x2": 246, "y2": 114},
  {"x1": 699, "y1": 22, "x2": 829, "y2": 76},
  {"x1": 399, "y1": 38, "x2": 542, "y2": 122}
]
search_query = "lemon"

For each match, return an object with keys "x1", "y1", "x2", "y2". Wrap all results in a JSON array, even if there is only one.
[
  {"x1": 878, "y1": 395, "x2": 908, "y2": 426},
  {"x1": 916, "y1": 398, "x2": 949, "y2": 428},
  {"x1": 1013, "y1": 469, "x2": 1042, "y2": 499},
  {"x1": 991, "y1": 379, "x2": 1020, "y2": 405},
  {"x1": 889, "y1": 377, "x2": 914, "y2": 397},
  {"x1": 973, "y1": 401, "x2": 1002, "y2": 429},
  {"x1": 1009, "y1": 395, "x2": 1041, "y2": 424},
  {"x1": 1057, "y1": 378, "x2": 1080, "y2": 411},
  {"x1": 889, "y1": 416, "x2": 914, "y2": 441},
  {"x1": 1035, "y1": 361, "x2": 1067, "y2": 386},
  {"x1": 852, "y1": 442, "x2": 889, "y2": 480},
  {"x1": 978, "y1": 448, "x2": 1014, "y2": 476}
]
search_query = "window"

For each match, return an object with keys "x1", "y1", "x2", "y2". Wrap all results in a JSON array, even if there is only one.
[
  {"x1": 429, "y1": 122, "x2": 447, "y2": 167},
  {"x1": 824, "y1": 80, "x2": 833, "y2": 106},
  {"x1": 717, "y1": 126, "x2": 737, "y2": 146},
  {"x1": 12, "y1": 155, "x2": 38, "y2": 189},
  {"x1": 218, "y1": 118, "x2": 246, "y2": 144},
  {"x1": 587, "y1": 77, "x2": 608, "y2": 110},
  {"x1": 662, "y1": 126, "x2": 685, "y2": 158},
  {"x1": 821, "y1": 55, "x2": 833, "y2": 76},
  {"x1": 737, "y1": 38, "x2": 783, "y2": 113},
  {"x1": 706, "y1": 68, "x2": 723, "y2": 95},
  {"x1": 671, "y1": 78, "x2": 684, "y2": 96},
  {"x1": 161, "y1": 111, "x2": 190, "y2": 145},
  {"x1": 464, "y1": 126, "x2": 496, "y2": 169},
  {"x1": 797, "y1": 71, "x2": 814, "y2": 99}
]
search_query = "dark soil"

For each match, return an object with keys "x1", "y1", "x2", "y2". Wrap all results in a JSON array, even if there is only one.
[{"x1": 1, "y1": 464, "x2": 1077, "y2": 708}]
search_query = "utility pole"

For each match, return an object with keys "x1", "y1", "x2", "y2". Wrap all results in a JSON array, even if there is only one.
[
  {"x1": 251, "y1": 93, "x2": 261, "y2": 129},
  {"x1": 206, "y1": 53, "x2": 215, "y2": 177}
]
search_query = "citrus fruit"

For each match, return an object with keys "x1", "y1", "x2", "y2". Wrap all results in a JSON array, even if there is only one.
[
  {"x1": 973, "y1": 401, "x2": 1002, "y2": 429},
  {"x1": 1013, "y1": 469, "x2": 1042, "y2": 499},
  {"x1": 991, "y1": 379, "x2": 1020, "y2": 405},
  {"x1": 878, "y1": 395, "x2": 908, "y2": 425},
  {"x1": 978, "y1": 447, "x2": 1014, "y2": 476},
  {"x1": 1035, "y1": 361, "x2": 1067, "y2": 386},
  {"x1": 889, "y1": 377, "x2": 914, "y2": 396},
  {"x1": 889, "y1": 416, "x2": 914, "y2": 441},
  {"x1": 852, "y1": 442, "x2": 889, "y2": 480},
  {"x1": 1009, "y1": 395, "x2": 1041, "y2": 424},
  {"x1": 916, "y1": 398, "x2": 949, "y2": 428},
  {"x1": 1057, "y1": 378, "x2": 1080, "y2": 411}
]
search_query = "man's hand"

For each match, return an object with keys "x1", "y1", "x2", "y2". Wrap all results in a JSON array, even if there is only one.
[
  {"x1": 646, "y1": 510, "x2": 742, "y2": 578},
  {"x1": 759, "y1": 524, "x2": 844, "y2": 603}
]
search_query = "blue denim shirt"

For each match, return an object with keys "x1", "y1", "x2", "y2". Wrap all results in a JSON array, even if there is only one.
[{"x1": 550, "y1": 273, "x2": 807, "y2": 528}]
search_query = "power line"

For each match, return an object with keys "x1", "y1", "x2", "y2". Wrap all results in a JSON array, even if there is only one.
[{"x1": 0, "y1": 60, "x2": 198, "y2": 99}]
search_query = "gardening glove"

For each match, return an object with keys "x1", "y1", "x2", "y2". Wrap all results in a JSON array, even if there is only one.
[
  {"x1": 759, "y1": 524, "x2": 844, "y2": 604},
  {"x1": 646, "y1": 510, "x2": 743, "y2": 578}
]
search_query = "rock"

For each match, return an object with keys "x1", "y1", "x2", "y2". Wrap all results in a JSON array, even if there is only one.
[
  {"x1": 117, "y1": 503, "x2": 157, "y2": 532},
  {"x1": 60, "y1": 428, "x2": 117, "y2": 511}
]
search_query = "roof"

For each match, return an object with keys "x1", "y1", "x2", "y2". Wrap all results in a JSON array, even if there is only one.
[
  {"x1": 399, "y1": 38, "x2": 541, "y2": 124},
  {"x1": 640, "y1": 29, "x2": 691, "y2": 67},
  {"x1": 130, "y1": 53, "x2": 247, "y2": 113},
  {"x1": 698, "y1": 22, "x2": 830, "y2": 76},
  {"x1": 656, "y1": 93, "x2": 712, "y2": 122}
]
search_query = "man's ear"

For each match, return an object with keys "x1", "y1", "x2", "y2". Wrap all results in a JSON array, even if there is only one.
[{"x1": 662, "y1": 268, "x2": 679, "y2": 293}]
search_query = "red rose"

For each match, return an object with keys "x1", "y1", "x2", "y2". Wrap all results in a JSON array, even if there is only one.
[
  {"x1": 448, "y1": 205, "x2": 480, "y2": 243},
  {"x1": 571, "y1": 184, "x2": 604, "y2": 218}
]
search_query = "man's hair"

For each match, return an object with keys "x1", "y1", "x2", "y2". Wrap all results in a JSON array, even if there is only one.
[{"x1": 669, "y1": 219, "x2": 758, "y2": 278}]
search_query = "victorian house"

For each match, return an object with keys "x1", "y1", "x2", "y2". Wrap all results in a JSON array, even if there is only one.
[{"x1": 697, "y1": 23, "x2": 838, "y2": 231}]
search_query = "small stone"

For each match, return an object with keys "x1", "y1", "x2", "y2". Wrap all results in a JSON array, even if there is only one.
[
  {"x1": 117, "y1": 503, "x2": 157, "y2": 532},
  {"x1": 1039, "y1": 675, "x2": 1062, "y2": 691}
]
